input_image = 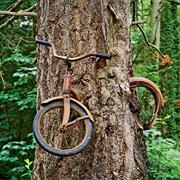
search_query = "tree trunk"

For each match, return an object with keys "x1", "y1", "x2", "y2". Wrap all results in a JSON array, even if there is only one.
[
  {"x1": 150, "y1": 0, "x2": 161, "y2": 48},
  {"x1": 33, "y1": 0, "x2": 147, "y2": 179}
]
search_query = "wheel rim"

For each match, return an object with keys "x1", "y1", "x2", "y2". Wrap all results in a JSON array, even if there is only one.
[{"x1": 33, "y1": 99, "x2": 93, "y2": 157}]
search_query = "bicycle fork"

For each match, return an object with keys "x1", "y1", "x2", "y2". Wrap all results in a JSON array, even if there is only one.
[{"x1": 60, "y1": 70, "x2": 90, "y2": 129}]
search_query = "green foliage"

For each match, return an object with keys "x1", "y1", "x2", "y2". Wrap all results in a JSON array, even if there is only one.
[
  {"x1": 0, "y1": 47, "x2": 36, "y2": 142},
  {"x1": 22, "y1": 159, "x2": 34, "y2": 179},
  {"x1": 0, "y1": 0, "x2": 37, "y2": 179},
  {"x1": 135, "y1": 86, "x2": 156, "y2": 125},
  {"x1": 0, "y1": 46, "x2": 36, "y2": 179},
  {"x1": 159, "y1": 2, "x2": 179, "y2": 137},
  {"x1": 131, "y1": 0, "x2": 179, "y2": 137},
  {"x1": 146, "y1": 129, "x2": 180, "y2": 180},
  {"x1": 0, "y1": 133, "x2": 35, "y2": 179},
  {"x1": 131, "y1": 1, "x2": 179, "y2": 179}
]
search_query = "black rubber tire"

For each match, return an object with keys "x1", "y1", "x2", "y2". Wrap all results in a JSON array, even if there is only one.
[{"x1": 33, "y1": 99, "x2": 93, "y2": 157}]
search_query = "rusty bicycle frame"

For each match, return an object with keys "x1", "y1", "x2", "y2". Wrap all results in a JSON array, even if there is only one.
[
  {"x1": 33, "y1": 40, "x2": 111, "y2": 157},
  {"x1": 33, "y1": 40, "x2": 163, "y2": 158}
]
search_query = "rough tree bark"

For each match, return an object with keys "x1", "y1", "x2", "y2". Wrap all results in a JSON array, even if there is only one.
[{"x1": 33, "y1": 0, "x2": 147, "y2": 179}]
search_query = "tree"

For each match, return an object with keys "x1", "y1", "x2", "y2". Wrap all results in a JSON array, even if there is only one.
[
  {"x1": 32, "y1": 0, "x2": 147, "y2": 179},
  {"x1": 150, "y1": 0, "x2": 161, "y2": 49}
]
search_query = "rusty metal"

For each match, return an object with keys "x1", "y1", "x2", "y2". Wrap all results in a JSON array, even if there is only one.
[
  {"x1": 65, "y1": 115, "x2": 90, "y2": 128},
  {"x1": 36, "y1": 39, "x2": 111, "y2": 62},
  {"x1": 63, "y1": 71, "x2": 72, "y2": 94},
  {"x1": 41, "y1": 96, "x2": 62, "y2": 105},
  {"x1": 71, "y1": 97, "x2": 94, "y2": 122},
  {"x1": 70, "y1": 89, "x2": 81, "y2": 101},
  {"x1": 96, "y1": 58, "x2": 107, "y2": 69},
  {"x1": 35, "y1": 39, "x2": 110, "y2": 157},
  {"x1": 129, "y1": 77, "x2": 164, "y2": 130},
  {"x1": 37, "y1": 39, "x2": 110, "y2": 127},
  {"x1": 33, "y1": 97, "x2": 93, "y2": 157},
  {"x1": 41, "y1": 66, "x2": 93, "y2": 130},
  {"x1": 60, "y1": 94, "x2": 71, "y2": 129},
  {"x1": 41, "y1": 96, "x2": 94, "y2": 123}
]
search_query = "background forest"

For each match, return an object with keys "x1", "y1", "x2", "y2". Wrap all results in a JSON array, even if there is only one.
[{"x1": 0, "y1": 0, "x2": 179, "y2": 179}]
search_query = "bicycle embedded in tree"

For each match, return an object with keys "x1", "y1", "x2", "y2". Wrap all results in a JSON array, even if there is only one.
[
  {"x1": 33, "y1": 40, "x2": 164, "y2": 157},
  {"x1": 33, "y1": 40, "x2": 111, "y2": 157}
]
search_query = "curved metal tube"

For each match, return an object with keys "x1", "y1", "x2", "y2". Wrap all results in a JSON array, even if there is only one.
[
  {"x1": 36, "y1": 39, "x2": 111, "y2": 61},
  {"x1": 41, "y1": 96, "x2": 94, "y2": 122},
  {"x1": 129, "y1": 77, "x2": 164, "y2": 130}
]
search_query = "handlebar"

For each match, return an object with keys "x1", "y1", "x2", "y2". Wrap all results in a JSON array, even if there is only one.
[
  {"x1": 36, "y1": 40, "x2": 51, "y2": 47},
  {"x1": 36, "y1": 39, "x2": 111, "y2": 61}
]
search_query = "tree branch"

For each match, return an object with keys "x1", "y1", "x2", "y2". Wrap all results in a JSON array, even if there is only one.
[
  {"x1": 0, "y1": 11, "x2": 37, "y2": 16},
  {"x1": 0, "y1": 4, "x2": 37, "y2": 29},
  {"x1": 7, "y1": 0, "x2": 25, "y2": 11},
  {"x1": 0, "y1": 0, "x2": 24, "y2": 19},
  {"x1": 136, "y1": 24, "x2": 165, "y2": 58},
  {"x1": 0, "y1": 16, "x2": 16, "y2": 29},
  {"x1": 131, "y1": 21, "x2": 146, "y2": 25},
  {"x1": 169, "y1": 0, "x2": 180, "y2": 5}
]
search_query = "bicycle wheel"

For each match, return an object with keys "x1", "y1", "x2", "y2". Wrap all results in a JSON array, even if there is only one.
[
  {"x1": 33, "y1": 98, "x2": 93, "y2": 157},
  {"x1": 129, "y1": 77, "x2": 164, "y2": 129}
]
